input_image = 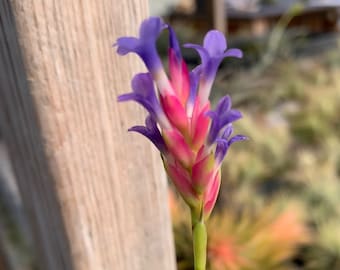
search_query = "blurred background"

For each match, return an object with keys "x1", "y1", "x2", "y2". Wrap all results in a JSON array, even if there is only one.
[{"x1": 1, "y1": 0, "x2": 340, "y2": 269}]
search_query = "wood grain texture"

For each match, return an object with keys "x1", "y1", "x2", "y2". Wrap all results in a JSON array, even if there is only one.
[{"x1": 0, "y1": 0, "x2": 176, "y2": 269}]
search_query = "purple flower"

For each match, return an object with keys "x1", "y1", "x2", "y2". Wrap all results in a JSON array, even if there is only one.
[
  {"x1": 114, "y1": 17, "x2": 166, "y2": 73},
  {"x1": 184, "y1": 30, "x2": 243, "y2": 104},
  {"x1": 129, "y1": 115, "x2": 168, "y2": 154},
  {"x1": 206, "y1": 95, "x2": 243, "y2": 145},
  {"x1": 118, "y1": 73, "x2": 170, "y2": 129},
  {"x1": 215, "y1": 125, "x2": 248, "y2": 165}
]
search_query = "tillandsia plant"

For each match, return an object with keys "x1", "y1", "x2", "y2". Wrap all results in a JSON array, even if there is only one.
[{"x1": 115, "y1": 17, "x2": 246, "y2": 270}]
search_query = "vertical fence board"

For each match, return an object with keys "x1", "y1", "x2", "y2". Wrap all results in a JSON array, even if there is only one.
[{"x1": 0, "y1": 0, "x2": 176, "y2": 269}]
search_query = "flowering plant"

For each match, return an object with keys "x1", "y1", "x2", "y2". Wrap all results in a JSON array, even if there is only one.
[{"x1": 115, "y1": 17, "x2": 246, "y2": 270}]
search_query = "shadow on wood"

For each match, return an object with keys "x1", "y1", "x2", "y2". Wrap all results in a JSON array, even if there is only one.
[
  {"x1": 0, "y1": 1, "x2": 74, "y2": 269},
  {"x1": 0, "y1": 0, "x2": 175, "y2": 269}
]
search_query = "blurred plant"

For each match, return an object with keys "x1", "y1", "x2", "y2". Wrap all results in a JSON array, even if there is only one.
[
  {"x1": 208, "y1": 206, "x2": 310, "y2": 270},
  {"x1": 303, "y1": 221, "x2": 340, "y2": 269},
  {"x1": 219, "y1": 45, "x2": 340, "y2": 269},
  {"x1": 257, "y1": 3, "x2": 304, "y2": 74},
  {"x1": 163, "y1": 9, "x2": 340, "y2": 269},
  {"x1": 170, "y1": 190, "x2": 310, "y2": 270}
]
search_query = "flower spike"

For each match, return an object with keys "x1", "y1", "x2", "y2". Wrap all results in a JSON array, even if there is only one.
[
  {"x1": 116, "y1": 17, "x2": 246, "y2": 270},
  {"x1": 116, "y1": 16, "x2": 246, "y2": 222}
]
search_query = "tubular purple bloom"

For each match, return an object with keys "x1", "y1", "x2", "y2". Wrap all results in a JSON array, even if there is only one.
[
  {"x1": 114, "y1": 17, "x2": 166, "y2": 73},
  {"x1": 215, "y1": 125, "x2": 248, "y2": 165},
  {"x1": 129, "y1": 115, "x2": 168, "y2": 154},
  {"x1": 206, "y1": 95, "x2": 243, "y2": 145},
  {"x1": 184, "y1": 30, "x2": 243, "y2": 80},
  {"x1": 184, "y1": 30, "x2": 243, "y2": 103},
  {"x1": 203, "y1": 30, "x2": 243, "y2": 59},
  {"x1": 115, "y1": 37, "x2": 139, "y2": 55},
  {"x1": 117, "y1": 73, "x2": 170, "y2": 129}
]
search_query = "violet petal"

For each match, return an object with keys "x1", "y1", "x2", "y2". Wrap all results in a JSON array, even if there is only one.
[
  {"x1": 169, "y1": 26, "x2": 182, "y2": 61},
  {"x1": 215, "y1": 130, "x2": 247, "y2": 165},
  {"x1": 223, "y1": 48, "x2": 243, "y2": 58},
  {"x1": 118, "y1": 73, "x2": 164, "y2": 122},
  {"x1": 186, "y1": 67, "x2": 201, "y2": 113},
  {"x1": 115, "y1": 37, "x2": 140, "y2": 55},
  {"x1": 206, "y1": 95, "x2": 243, "y2": 145},
  {"x1": 184, "y1": 31, "x2": 243, "y2": 82},
  {"x1": 183, "y1": 44, "x2": 209, "y2": 66},
  {"x1": 114, "y1": 17, "x2": 165, "y2": 72},
  {"x1": 128, "y1": 115, "x2": 167, "y2": 154},
  {"x1": 203, "y1": 30, "x2": 227, "y2": 57}
]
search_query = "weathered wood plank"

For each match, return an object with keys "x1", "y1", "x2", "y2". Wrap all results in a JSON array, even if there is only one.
[{"x1": 0, "y1": 0, "x2": 175, "y2": 269}]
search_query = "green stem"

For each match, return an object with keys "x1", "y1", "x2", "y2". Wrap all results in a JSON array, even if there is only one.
[{"x1": 191, "y1": 209, "x2": 207, "y2": 270}]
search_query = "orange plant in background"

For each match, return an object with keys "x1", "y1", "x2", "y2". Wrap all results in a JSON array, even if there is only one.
[{"x1": 170, "y1": 189, "x2": 310, "y2": 270}]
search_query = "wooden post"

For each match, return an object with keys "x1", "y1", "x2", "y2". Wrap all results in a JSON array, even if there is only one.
[
  {"x1": 213, "y1": 0, "x2": 227, "y2": 34},
  {"x1": 196, "y1": 0, "x2": 226, "y2": 33},
  {"x1": 0, "y1": 0, "x2": 176, "y2": 269}
]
